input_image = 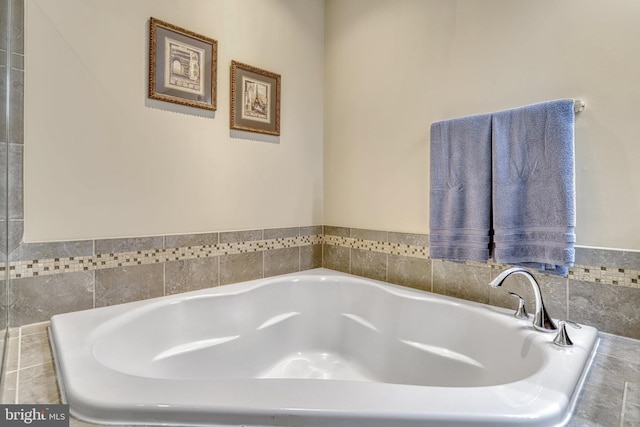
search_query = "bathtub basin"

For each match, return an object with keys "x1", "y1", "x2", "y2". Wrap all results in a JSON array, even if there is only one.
[{"x1": 50, "y1": 268, "x2": 598, "y2": 426}]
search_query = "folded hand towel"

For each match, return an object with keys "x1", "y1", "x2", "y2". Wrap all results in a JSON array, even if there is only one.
[
  {"x1": 429, "y1": 113, "x2": 493, "y2": 263},
  {"x1": 491, "y1": 99, "x2": 576, "y2": 276}
]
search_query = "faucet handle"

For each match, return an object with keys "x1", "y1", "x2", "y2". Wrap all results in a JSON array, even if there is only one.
[
  {"x1": 508, "y1": 292, "x2": 529, "y2": 319},
  {"x1": 553, "y1": 320, "x2": 582, "y2": 347}
]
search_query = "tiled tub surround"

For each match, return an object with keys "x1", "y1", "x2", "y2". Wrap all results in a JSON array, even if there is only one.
[
  {"x1": 4, "y1": 226, "x2": 323, "y2": 326},
  {"x1": 323, "y1": 226, "x2": 640, "y2": 340},
  {"x1": 2, "y1": 225, "x2": 640, "y2": 340},
  {"x1": 0, "y1": 228, "x2": 638, "y2": 426}
]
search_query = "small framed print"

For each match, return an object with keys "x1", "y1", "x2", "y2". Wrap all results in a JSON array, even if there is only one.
[
  {"x1": 149, "y1": 17, "x2": 217, "y2": 111},
  {"x1": 230, "y1": 61, "x2": 281, "y2": 136}
]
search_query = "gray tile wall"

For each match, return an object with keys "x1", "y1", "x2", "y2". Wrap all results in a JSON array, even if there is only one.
[
  {"x1": 95, "y1": 264, "x2": 164, "y2": 308},
  {"x1": 324, "y1": 228, "x2": 433, "y2": 293},
  {"x1": 7, "y1": 226, "x2": 323, "y2": 326},
  {"x1": 0, "y1": 0, "x2": 8, "y2": 335},
  {"x1": 350, "y1": 228, "x2": 388, "y2": 281},
  {"x1": 2, "y1": 0, "x2": 24, "y2": 346},
  {"x1": 300, "y1": 225, "x2": 323, "y2": 271},
  {"x1": 264, "y1": 227, "x2": 303, "y2": 277},
  {"x1": 5, "y1": 0, "x2": 23, "y2": 262},
  {"x1": 165, "y1": 257, "x2": 218, "y2": 295},
  {"x1": 10, "y1": 271, "x2": 94, "y2": 326},
  {"x1": 323, "y1": 226, "x2": 640, "y2": 340}
]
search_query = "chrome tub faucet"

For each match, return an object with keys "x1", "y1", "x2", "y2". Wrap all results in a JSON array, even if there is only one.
[{"x1": 490, "y1": 267, "x2": 558, "y2": 333}]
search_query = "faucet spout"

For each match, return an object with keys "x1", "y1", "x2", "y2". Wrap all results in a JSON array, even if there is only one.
[{"x1": 490, "y1": 267, "x2": 557, "y2": 332}]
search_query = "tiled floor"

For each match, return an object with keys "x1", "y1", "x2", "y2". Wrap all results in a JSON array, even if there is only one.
[
  {"x1": 566, "y1": 332, "x2": 640, "y2": 426},
  {"x1": 622, "y1": 382, "x2": 640, "y2": 427},
  {"x1": 1, "y1": 322, "x2": 58, "y2": 405},
  {"x1": 1, "y1": 321, "x2": 639, "y2": 427}
]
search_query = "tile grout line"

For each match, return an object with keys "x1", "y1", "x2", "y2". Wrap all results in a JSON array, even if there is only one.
[
  {"x1": 604, "y1": 352, "x2": 640, "y2": 365},
  {"x1": 430, "y1": 259, "x2": 434, "y2": 293},
  {"x1": 384, "y1": 232, "x2": 389, "y2": 282},
  {"x1": 620, "y1": 381, "x2": 630, "y2": 427},
  {"x1": 566, "y1": 277, "x2": 570, "y2": 321},
  {"x1": 162, "y1": 259, "x2": 166, "y2": 297},
  {"x1": 16, "y1": 360, "x2": 53, "y2": 373},
  {"x1": 162, "y1": 236, "x2": 166, "y2": 296},
  {"x1": 14, "y1": 327, "x2": 21, "y2": 404},
  {"x1": 92, "y1": 240, "x2": 96, "y2": 309}
]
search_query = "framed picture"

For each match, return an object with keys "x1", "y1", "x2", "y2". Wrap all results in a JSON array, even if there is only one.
[
  {"x1": 149, "y1": 17, "x2": 217, "y2": 111},
  {"x1": 230, "y1": 61, "x2": 281, "y2": 136}
]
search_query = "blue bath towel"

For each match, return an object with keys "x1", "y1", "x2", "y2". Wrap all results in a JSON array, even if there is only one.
[
  {"x1": 491, "y1": 99, "x2": 576, "y2": 276},
  {"x1": 429, "y1": 113, "x2": 492, "y2": 263}
]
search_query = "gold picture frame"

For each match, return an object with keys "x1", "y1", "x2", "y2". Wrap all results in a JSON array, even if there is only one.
[
  {"x1": 149, "y1": 17, "x2": 217, "y2": 111},
  {"x1": 230, "y1": 61, "x2": 281, "y2": 136}
]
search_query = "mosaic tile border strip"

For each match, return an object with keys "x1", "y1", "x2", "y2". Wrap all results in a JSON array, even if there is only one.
[
  {"x1": 5, "y1": 235, "x2": 322, "y2": 280},
  {"x1": 3, "y1": 230, "x2": 640, "y2": 288},
  {"x1": 323, "y1": 235, "x2": 429, "y2": 258},
  {"x1": 568, "y1": 265, "x2": 640, "y2": 288},
  {"x1": 325, "y1": 234, "x2": 640, "y2": 289}
]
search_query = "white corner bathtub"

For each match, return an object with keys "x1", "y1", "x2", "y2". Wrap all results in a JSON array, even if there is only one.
[{"x1": 50, "y1": 268, "x2": 598, "y2": 427}]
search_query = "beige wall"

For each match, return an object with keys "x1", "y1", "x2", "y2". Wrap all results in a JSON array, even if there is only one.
[
  {"x1": 325, "y1": 0, "x2": 640, "y2": 250},
  {"x1": 23, "y1": 0, "x2": 640, "y2": 250},
  {"x1": 24, "y1": 0, "x2": 324, "y2": 241}
]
